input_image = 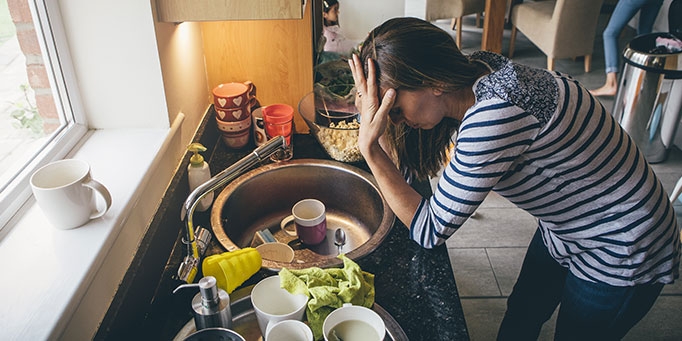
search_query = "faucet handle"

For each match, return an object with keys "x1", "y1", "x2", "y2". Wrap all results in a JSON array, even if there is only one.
[{"x1": 177, "y1": 255, "x2": 199, "y2": 283}]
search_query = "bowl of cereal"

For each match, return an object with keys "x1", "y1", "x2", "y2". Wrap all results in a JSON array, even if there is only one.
[{"x1": 298, "y1": 90, "x2": 363, "y2": 163}]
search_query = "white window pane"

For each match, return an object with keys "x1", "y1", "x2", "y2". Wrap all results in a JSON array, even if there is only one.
[{"x1": 0, "y1": 0, "x2": 86, "y2": 230}]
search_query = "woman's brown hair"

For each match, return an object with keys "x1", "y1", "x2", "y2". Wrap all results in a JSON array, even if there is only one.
[{"x1": 359, "y1": 17, "x2": 486, "y2": 180}]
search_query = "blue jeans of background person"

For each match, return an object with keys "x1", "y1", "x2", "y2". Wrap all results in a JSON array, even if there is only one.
[
  {"x1": 603, "y1": 0, "x2": 664, "y2": 74},
  {"x1": 497, "y1": 229, "x2": 664, "y2": 340}
]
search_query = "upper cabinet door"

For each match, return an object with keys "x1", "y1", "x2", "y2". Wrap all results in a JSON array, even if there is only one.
[{"x1": 157, "y1": 0, "x2": 305, "y2": 22}]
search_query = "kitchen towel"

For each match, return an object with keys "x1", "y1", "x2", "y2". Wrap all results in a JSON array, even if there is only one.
[{"x1": 279, "y1": 254, "x2": 375, "y2": 340}]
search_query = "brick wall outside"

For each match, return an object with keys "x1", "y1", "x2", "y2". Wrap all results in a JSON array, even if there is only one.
[{"x1": 7, "y1": 0, "x2": 59, "y2": 133}]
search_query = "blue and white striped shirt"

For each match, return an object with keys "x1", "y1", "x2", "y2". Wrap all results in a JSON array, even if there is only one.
[{"x1": 410, "y1": 52, "x2": 680, "y2": 286}]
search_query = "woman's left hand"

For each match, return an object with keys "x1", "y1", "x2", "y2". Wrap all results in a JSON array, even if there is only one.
[{"x1": 348, "y1": 54, "x2": 396, "y2": 158}]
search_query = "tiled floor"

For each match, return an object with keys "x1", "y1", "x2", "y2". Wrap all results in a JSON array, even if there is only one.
[{"x1": 415, "y1": 8, "x2": 682, "y2": 341}]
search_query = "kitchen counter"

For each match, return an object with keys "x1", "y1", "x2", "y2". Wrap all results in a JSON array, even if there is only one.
[{"x1": 96, "y1": 113, "x2": 469, "y2": 340}]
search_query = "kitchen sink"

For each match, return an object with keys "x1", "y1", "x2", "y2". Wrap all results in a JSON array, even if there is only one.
[{"x1": 210, "y1": 159, "x2": 395, "y2": 270}]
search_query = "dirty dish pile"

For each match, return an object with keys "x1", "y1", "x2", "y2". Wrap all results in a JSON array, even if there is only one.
[{"x1": 173, "y1": 282, "x2": 407, "y2": 341}]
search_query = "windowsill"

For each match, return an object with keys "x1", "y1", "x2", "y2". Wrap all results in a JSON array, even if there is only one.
[{"x1": 0, "y1": 127, "x2": 171, "y2": 340}]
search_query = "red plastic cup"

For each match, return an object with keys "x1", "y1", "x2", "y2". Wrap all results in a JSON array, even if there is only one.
[
  {"x1": 262, "y1": 104, "x2": 294, "y2": 161},
  {"x1": 262, "y1": 104, "x2": 294, "y2": 144}
]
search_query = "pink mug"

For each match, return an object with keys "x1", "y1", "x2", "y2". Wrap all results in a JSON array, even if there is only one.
[
  {"x1": 216, "y1": 106, "x2": 250, "y2": 122},
  {"x1": 213, "y1": 81, "x2": 256, "y2": 121},
  {"x1": 281, "y1": 199, "x2": 327, "y2": 245}
]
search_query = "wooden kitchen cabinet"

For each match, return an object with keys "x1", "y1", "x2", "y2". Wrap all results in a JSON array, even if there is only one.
[
  {"x1": 201, "y1": 0, "x2": 314, "y2": 133},
  {"x1": 157, "y1": 0, "x2": 304, "y2": 22}
]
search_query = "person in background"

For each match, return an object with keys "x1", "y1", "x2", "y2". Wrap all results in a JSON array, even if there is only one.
[
  {"x1": 349, "y1": 17, "x2": 679, "y2": 339},
  {"x1": 321, "y1": 0, "x2": 356, "y2": 55},
  {"x1": 590, "y1": 0, "x2": 664, "y2": 97}
]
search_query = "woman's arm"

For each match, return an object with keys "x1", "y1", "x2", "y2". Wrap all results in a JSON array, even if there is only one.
[{"x1": 348, "y1": 54, "x2": 423, "y2": 229}]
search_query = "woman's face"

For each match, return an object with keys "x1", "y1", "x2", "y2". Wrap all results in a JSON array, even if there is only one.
[
  {"x1": 385, "y1": 87, "x2": 446, "y2": 130},
  {"x1": 324, "y1": 4, "x2": 339, "y2": 24}
]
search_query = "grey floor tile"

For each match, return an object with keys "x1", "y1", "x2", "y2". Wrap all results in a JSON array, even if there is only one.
[
  {"x1": 651, "y1": 147, "x2": 682, "y2": 175},
  {"x1": 623, "y1": 295, "x2": 682, "y2": 340},
  {"x1": 479, "y1": 191, "x2": 517, "y2": 209},
  {"x1": 446, "y1": 207, "x2": 537, "y2": 248},
  {"x1": 449, "y1": 248, "x2": 501, "y2": 297},
  {"x1": 661, "y1": 262, "x2": 682, "y2": 294},
  {"x1": 659, "y1": 172, "x2": 682, "y2": 197},
  {"x1": 460, "y1": 297, "x2": 558, "y2": 341},
  {"x1": 537, "y1": 308, "x2": 559, "y2": 341},
  {"x1": 460, "y1": 298, "x2": 507, "y2": 341},
  {"x1": 487, "y1": 247, "x2": 527, "y2": 296}
]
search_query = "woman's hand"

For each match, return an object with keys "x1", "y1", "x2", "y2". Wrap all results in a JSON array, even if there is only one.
[{"x1": 348, "y1": 54, "x2": 396, "y2": 158}]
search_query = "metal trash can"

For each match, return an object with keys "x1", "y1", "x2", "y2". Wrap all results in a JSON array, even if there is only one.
[{"x1": 612, "y1": 32, "x2": 682, "y2": 163}]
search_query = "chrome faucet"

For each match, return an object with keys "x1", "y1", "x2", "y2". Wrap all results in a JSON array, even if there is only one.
[{"x1": 177, "y1": 136, "x2": 286, "y2": 283}]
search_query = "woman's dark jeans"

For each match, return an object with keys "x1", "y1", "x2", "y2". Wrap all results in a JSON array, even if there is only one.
[{"x1": 497, "y1": 229, "x2": 664, "y2": 340}]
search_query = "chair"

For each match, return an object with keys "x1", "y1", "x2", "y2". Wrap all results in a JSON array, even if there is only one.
[
  {"x1": 508, "y1": 0, "x2": 604, "y2": 72},
  {"x1": 425, "y1": 0, "x2": 487, "y2": 48}
]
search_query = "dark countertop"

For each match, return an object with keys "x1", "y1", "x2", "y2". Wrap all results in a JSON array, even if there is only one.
[{"x1": 96, "y1": 113, "x2": 469, "y2": 341}]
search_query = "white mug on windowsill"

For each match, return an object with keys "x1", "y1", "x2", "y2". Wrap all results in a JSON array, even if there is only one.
[{"x1": 30, "y1": 159, "x2": 112, "y2": 230}]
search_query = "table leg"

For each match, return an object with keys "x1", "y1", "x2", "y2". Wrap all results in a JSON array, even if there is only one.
[{"x1": 481, "y1": 0, "x2": 506, "y2": 53}]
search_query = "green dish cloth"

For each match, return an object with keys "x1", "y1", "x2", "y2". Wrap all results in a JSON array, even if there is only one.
[{"x1": 279, "y1": 254, "x2": 375, "y2": 341}]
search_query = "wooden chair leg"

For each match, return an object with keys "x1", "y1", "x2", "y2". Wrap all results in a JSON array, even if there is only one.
[
  {"x1": 450, "y1": 18, "x2": 457, "y2": 30},
  {"x1": 456, "y1": 17, "x2": 463, "y2": 47},
  {"x1": 547, "y1": 57, "x2": 554, "y2": 71},
  {"x1": 475, "y1": 13, "x2": 481, "y2": 28},
  {"x1": 584, "y1": 54, "x2": 592, "y2": 73},
  {"x1": 509, "y1": 26, "x2": 517, "y2": 58}
]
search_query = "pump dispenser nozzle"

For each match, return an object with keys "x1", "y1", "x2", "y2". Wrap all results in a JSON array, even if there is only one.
[
  {"x1": 186, "y1": 142, "x2": 213, "y2": 213},
  {"x1": 188, "y1": 143, "x2": 208, "y2": 165},
  {"x1": 174, "y1": 276, "x2": 232, "y2": 330}
]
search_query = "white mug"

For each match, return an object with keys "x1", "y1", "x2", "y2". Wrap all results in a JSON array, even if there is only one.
[
  {"x1": 265, "y1": 320, "x2": 313, "y2": 341},
  {"x1": 250, "y1": 275, "x2": 308, "y2": 337},
  {"x1": 323, "y1": 303, "x2": 386, "y2": 341},
  {"x1": 30, "y1": 159, "x2": 112, "y2": 229}
]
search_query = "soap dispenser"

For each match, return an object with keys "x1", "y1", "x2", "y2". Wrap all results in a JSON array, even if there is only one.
[
  {"x1": 173, "y1": 276, "x2": 232, "y2": 330},
  {"x1": 187, "y1": 143, "x2": 213, "y2": 212}
]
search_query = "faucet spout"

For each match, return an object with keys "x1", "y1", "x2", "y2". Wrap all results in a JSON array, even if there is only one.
[{"x1": 177, "y1": 136, "x2": 287, "y2": 283}]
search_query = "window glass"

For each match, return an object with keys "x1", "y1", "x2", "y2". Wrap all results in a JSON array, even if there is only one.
[{"x1": 0, "y1": 0, "x2": 86, "y2": 230}]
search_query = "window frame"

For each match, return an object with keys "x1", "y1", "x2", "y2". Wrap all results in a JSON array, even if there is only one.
[{"x1": 0, "y1": 0, "x2": 88, "y2": 231}]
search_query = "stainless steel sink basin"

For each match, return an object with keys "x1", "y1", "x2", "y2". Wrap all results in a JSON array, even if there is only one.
[{"x1": 210, "y1": 159, "x2": 395, "y2": 270}]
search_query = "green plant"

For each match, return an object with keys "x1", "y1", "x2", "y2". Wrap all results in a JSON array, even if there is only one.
[{"x1": 10, "y1": 84, "x2": 44, "y2": 136}]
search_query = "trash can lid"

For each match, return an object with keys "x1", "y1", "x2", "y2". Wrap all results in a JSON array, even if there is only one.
[{"x1": 623, "y1": 33, "x2": 682, "y2": 77}]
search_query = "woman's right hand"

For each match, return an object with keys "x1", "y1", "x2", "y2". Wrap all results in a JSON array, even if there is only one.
[{"x1": 348, "y1": 54, "x2": 396, "y2": 158}]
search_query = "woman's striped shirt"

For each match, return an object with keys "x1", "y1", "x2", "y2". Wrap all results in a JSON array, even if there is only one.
[{"x1": 410, "y1": 51, "x2": 680, "y2": 286}]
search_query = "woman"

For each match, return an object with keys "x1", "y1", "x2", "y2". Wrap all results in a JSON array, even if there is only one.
[
  {"x1": 590, "y1": 0, "x2": 664, "y2": 97},
  {"x1": 349, "y1": 17, "x2": 679, "y2": 339}
]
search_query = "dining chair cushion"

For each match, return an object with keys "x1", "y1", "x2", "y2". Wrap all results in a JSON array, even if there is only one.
[
  {"x1": 512, "y1": 0, "x2": 603, "y2": 60},
  {"x1": 425, "y1": 0, "x2": 486, "y2": 21}
]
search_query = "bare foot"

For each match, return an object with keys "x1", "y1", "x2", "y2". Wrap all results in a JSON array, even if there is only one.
[
  {"x1": 590, "y1": 72, "x2": 618, "y2": 97},
  {"x1": 589, "y1": 85, "x2": 617, "y2": 97}
]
